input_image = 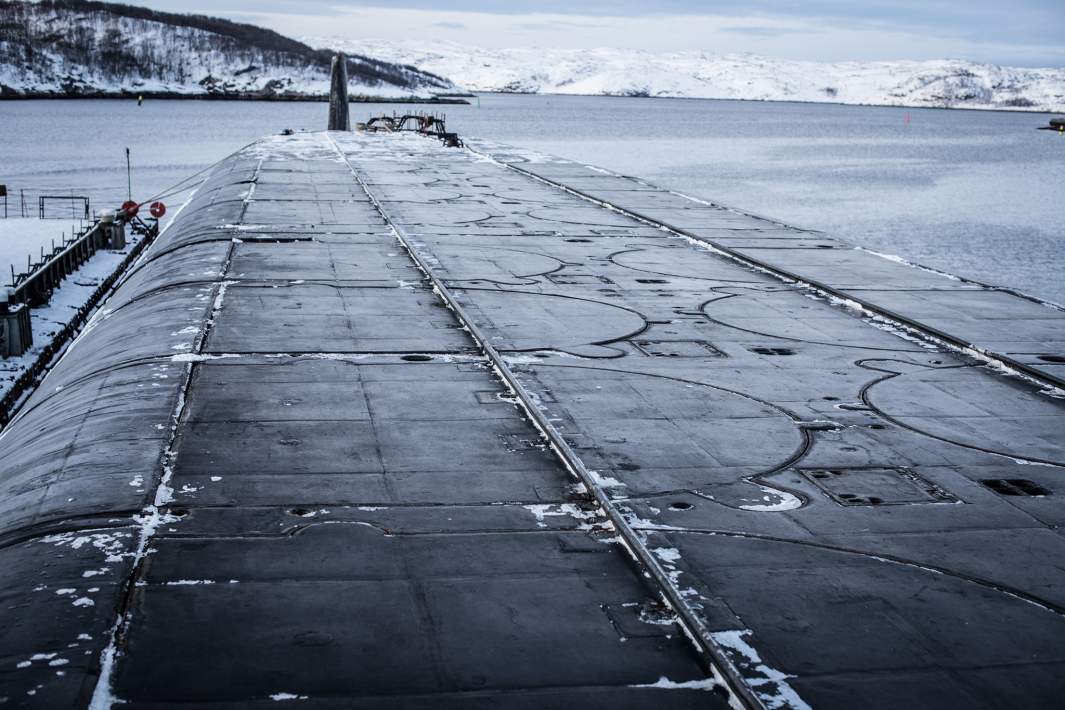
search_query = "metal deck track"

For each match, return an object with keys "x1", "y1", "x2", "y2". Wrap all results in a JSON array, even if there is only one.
[
  {"x1": 328, "y1": 134, "x2": 760, "y2": 709},
  {"x1": 1, "y1": 130, "x2": 1064, "y2": 709}
]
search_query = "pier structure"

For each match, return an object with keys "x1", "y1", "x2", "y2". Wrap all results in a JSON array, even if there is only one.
[{"x1": 1, "y1": 129, "x2": 1064, "y2": 708}]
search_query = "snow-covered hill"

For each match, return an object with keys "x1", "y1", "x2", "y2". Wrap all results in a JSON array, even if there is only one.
[
  {"x1": 309, "y1": 38, "x2": 1065, "y2": 112},
  {"x1": 0, "y1": 1, "x2": 458, "y2": 99}
]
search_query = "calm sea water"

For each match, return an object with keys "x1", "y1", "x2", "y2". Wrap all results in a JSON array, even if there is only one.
[{"x1": 2, "y1": 95, "x2": 1062, "y2": 301}]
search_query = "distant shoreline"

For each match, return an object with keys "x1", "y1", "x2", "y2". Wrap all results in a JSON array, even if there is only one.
[
  {"x1": 469, "y1": 89, "x2": 1061, "y2": 115},
  {"x1": 0, "y1": 91, "x2": 471, "y2": 104},
  {"x1": 2, "y1": 90, "x2": 1059, "y2": 114}
]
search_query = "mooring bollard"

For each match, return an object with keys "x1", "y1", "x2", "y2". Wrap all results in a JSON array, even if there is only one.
[
  {"x1": 100, "y1": 209, "x2": 125, "y2": 250},
  {"x1": 328, "y1": 53, "x2": 351, "y2": 132},
  {"x1": 0, "y1": 287, "x2": 32, "y2": 357}
]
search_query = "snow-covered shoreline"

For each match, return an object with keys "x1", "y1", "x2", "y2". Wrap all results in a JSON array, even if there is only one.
[
  {"x1": 0, "y1": 92, "x2": 470, "y2": 103},
  {"x1": 464, "y1": 89, "x2": 1059, "y2": 115},
  {"x1": 308, "y1": 38, "x2": 1065, "y2": 113},
  {"x1": 0, "y1": 2, "x2": 459, "y2": 101}
]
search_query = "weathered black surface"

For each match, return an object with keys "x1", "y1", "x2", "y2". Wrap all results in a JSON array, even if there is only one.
[
  {"x1": 1, "y1": 130, "x2": 1064, "y2": 709},
  {"x1": 327, "y1": 54, "x2": 351, "y2": 132}
]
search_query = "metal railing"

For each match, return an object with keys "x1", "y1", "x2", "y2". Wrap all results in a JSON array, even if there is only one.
[
  {"x1": 9, "y1": 220, "x2": 110, "y2": 307},
  {"x1": 362, "y1": 112, "x2": 464, "y2": 147},
  {"x1": 8, "y1": 212, "x2": 159, "y2": 307},
  {"x1": 38, "y1": 195, "x2": 90, "y2": 220},
  {"x1": 0, "y1": 188, "x2": 97, "y2": 220},
  {"x1": 0, "y1": 213, "x2": 160, "y2": 426}
]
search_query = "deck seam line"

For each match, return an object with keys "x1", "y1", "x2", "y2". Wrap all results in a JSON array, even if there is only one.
[
  {"x1": 86, "y1": 155, "x2": 250, "y2": 709},
  {"x1": 473, "y1": 149, "x2": 1065, "y2": 398}
]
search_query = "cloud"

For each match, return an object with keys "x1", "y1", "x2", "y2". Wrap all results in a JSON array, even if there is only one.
[
  {"x1": 718, "y1": 25, "x2": 810, "y2": 38},
  {"x1": 431, "y1": 21, "x2": 466, "y2": 29},
  {"x1": 514, "y1": 19, "x2": 608, "y2": 32}
]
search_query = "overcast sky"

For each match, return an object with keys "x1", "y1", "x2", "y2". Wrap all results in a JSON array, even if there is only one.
[{"x1": 133, "y1": 1, "x2": 1064, "y2": 67}]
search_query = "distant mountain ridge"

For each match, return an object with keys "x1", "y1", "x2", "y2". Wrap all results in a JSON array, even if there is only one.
[
  {"x1": 0, "y1": 0, "x2": 459, "y2": 99},
  {"x1": 309, "y1": 38, "x2": 1065, "y2": 113}
]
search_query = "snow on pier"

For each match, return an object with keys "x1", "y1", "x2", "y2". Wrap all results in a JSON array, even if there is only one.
[{"x1": 2, "y1": 129, "x2": 1064, "y2": 709}]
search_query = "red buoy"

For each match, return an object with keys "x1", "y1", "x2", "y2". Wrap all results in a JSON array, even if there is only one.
[
  {"x1": 150, "y1": 201, "x2": 167, "y2": 219},
  {"x1": 121, "y1": 200, "x2": 139, "y2": 216}
]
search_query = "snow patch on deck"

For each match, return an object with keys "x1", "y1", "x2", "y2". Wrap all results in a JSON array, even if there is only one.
[{"x1": 711, "y1": 629, "x2": 811, "y2": 710}]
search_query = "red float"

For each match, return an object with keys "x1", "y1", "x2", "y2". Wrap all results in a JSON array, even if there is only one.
[
  {"x1": 121, "y1": 200, "x2": 139, "y2": 216},
  {"x1": 150, "y1": 201, "x2": 167, "y2": 218}
]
